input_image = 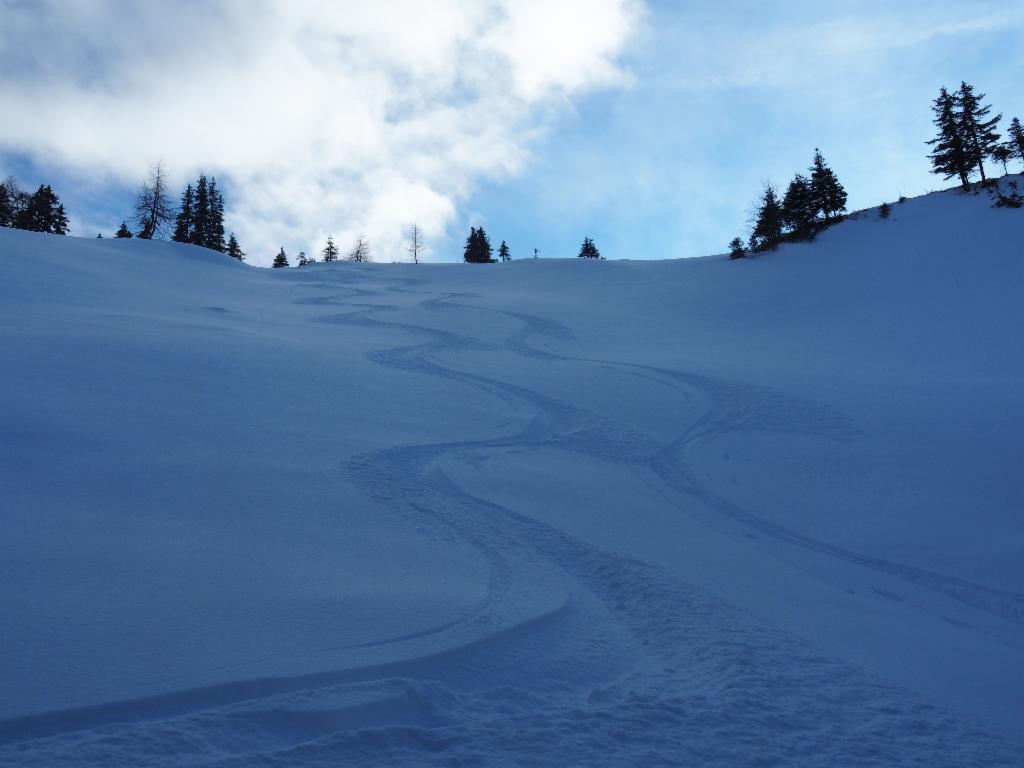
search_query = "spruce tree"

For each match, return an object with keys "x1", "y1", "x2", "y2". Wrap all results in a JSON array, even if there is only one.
[
  {"x1": 498, "y1": 240, "x2": 510, "y2": 261},
  {"x1": 322, "y1": 235, "x2": 339, "y2": 262},
  {"x1": 173, "y1": 184, "x2": 194, "y2": 243},
  {"x1": 15, "y1": 185, "x2": 67, "y2": 234},
  {"x1": 751, "y1": 183, "x2": 783, "y2": 252},
  {"x1": 191, "y1": 175, "x2": 210, "y2": 247},
  {"x1": 207, "y1": 177, "x2": 226, "y2": 252},
  {"x1": 1008, "y1": 117, "x2": 1024, "y2": 166},
  {"x1": 227, "y1": 233, "x2": 245, "y2": 261},
  {"x1": 956, "y1": 82, "x2": 1001, "y2": 183},
  {"x1": 879, "y1": 202, "x2": 891, "y2": 219},
  {"x1": 729, "y1": 237, "x2": 746, "y2": 260},
  {"x1": 272, "y1": 247, "x2": 290, "y2": 268},
  {"x1": 0, "y1": 184, "x2": 12, "y2": 228},
  {"x1": 116, "y1": 221, "x2": 134, "y2": 238},
  {"x1": 134, "y1": 163, "x2": 173, "y2": 239},
  {"x1": 809, "y1": 149, "x2": 847, "y2": 222},
  {"x1": 463, "y1": 227, "x2": 493, "y2": 263},
  {"x1": 927, "y1": 87, "x2": 971, "y2": 188},
  {"x1": 782, "y1": 174, "x2": 817, "y2": 239},
  {"x1": 478, "y1": 227, "x2": 493, "y2": 262},
  {"x1": 296, "y1": 251, "x2": 310, "y2": 267},
  {"x1": 578, "y1": 237, "x2": 601, "y2": 259}
]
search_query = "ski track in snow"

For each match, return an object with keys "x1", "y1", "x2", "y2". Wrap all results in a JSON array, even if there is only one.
[{"x1": 3, "y1": 270, "x2": 1021, "y2": 767}]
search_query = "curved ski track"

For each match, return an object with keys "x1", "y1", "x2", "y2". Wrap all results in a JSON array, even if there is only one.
[{"x1": 2, "y1": 274, "x2": 1021, "y2": 767}]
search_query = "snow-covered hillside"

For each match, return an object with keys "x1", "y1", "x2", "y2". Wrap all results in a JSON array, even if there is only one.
[{"x1": 1, "y1": 182, "x2": 1022, "y2": 766}]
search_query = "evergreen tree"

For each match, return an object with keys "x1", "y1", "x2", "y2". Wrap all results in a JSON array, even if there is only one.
[
  {"x1": 879, "y1": 202, "x2": 891, "y2": 219},
  {"x1": 14, "y1": 185, "x2": 67, "y2": 234},
  {"x1": 927, "y1": 87, "x2": 971, "y2": 188},
  {"x1": 578, "y1": 237, "x2": 601, "y2": 259},
  {"x1": 347, "y1": 235, "x2": 370, "y2": 262},
  {"x1": 115, "y1": 221, "x2": 134, "y2": 238},
  {"x1": 463, "y1": 227, "x2": 493, "y2": 263},
  {"x1": 207, "y1": 177, "x2": 226, "y2": 252},
  {"x1": 750, "y1": 183, "x2": 784, "y2": 252},
  {"x1": 463, "y1": 227, "x2": 478, "y2": 262},
  {"x1": 956, "y1": 81, "x2": 1001, "y2": 183},
  {"x1": 322, "y1": 235, "x2": 339, "y2": 262},
  {"x1": 272, "y1": 247, "x2": 290, "y2": 268},
  {"x1": 498, "y1": 240, "x2": 510, "y2": 261},
  {"x1": 781, "y1": 174, "x2": 817, "y2": 239},
  {"x1": 173, "y1": 184, "x2": 194, "y2": 243},
  {"x1": 191, "y1": 175, "x2": 211, "y2": 247},
  {"x1": 1007, "y1": 117, "x2": 1024, "y2": 166},
  {"x1": 993, "y1": 145, "x2": 1012, "y2": 175},
  {"x1": 0, "y1": 184, "x2": 12, "y2": 228},
  {"x1": 809, "y1": 149, "x2": 847, "y2": 222},
  {"x1": 133, "y1": 163, "x2": 173, "y2": 239},
  {"x1": 729, "y1": 237, "x2": 746, "y2": 260},
  {"x1": 296, "y1": 250, "x2": 310, "y2": 267},
  {"x1": 227, "y1": 232, "x2": 245, "y2": 261},
  {"x1": 97, "y1": 233, "x2": 103, "y2": 238}
]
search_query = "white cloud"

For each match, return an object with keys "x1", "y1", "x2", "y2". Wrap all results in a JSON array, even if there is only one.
[{"x1": 0, "y1": 0, "x2": 643, "y2": 263}]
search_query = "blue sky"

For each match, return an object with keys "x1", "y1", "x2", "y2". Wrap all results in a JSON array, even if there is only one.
[{"x1": 1, "y1": 1, "x2": 1022, "y2": 265}]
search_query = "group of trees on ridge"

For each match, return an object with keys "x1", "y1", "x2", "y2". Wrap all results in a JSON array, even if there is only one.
[
  {"x1": 0, "y1": 178, "x2": 68, "y2": 235},
  {"x1": 730, "y1": 80, "x2": 1022, "y2": 260},
  {"x1": 3, "y1": 80, "x2": 1020, "y2": 264}
]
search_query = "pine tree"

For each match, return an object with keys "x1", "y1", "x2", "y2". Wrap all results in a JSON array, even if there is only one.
[
  {"x1": 0, "y1": 184, "x2": 12, "y2": 228},
  {"x1": 751, "y1": 183, "x2": 784, "y2": 252},
  {"x1": 927, "y1": 87, "x2": 971, "y2": 188},
  {"x1": 272, "y1": 247, "x2": 290, "y2": 268},
  {"x1": 347, "y1": 236, "x2": 370, "y2": 262},
  {"x1": 498, "y1": 240, "x2": 510, "y2": 261},
  {"x1": 809, "y1": 149, "x2": 847, "y2": 222},
  {"x1": 14, "y1": 185, "x2": 67, "y2": 234},
  {"x1": 227, "y1": 233, "x2": 245, "y2": 261},
  {"x1": 1007, "y1": 117, "x2": 1024, "y2": 166},
  {"x1": 296, "y1": 251, "x2": 310, "y2": 267},
  {"x1": 173, "y1": 184, "x2": 194, "y2": 243},
  {"x1": 191, "y1": 175, "x2": 210, "y2": 247},
  {"x1": 207, "y1": 177, "x2": 226, "y2": 252},
  {"x1": 322, "y1": 235, "x2": 339, "y2": 262},
  {"x1": 956, "y1": 82, "x2": 1001, "y2": 183},
  {"x1": 578, "y1": 237, "x2": 601, "y2": 259},
  {"x1": 729, "y1": 237, "x2": 746, "y2": 260},
  {"x1": 463, "y1": 227, "x2": 493, "y2": 263},
  {"x1": 133, "y1": 163, "x2": 173, "y2": 239},
  {"x1": 879, "y1": 202, "x2": 891, "y2": 219},
  {"x1": 116, "y1": 221, "x2": 134, "y2": 238},
  {"x1": 781, "y1": 174, "x2": 817, "y2": 239}
]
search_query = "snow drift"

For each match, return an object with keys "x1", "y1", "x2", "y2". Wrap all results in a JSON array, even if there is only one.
[{"x1": 0, "y1": 181, "x2": 1022, "y2": 766}]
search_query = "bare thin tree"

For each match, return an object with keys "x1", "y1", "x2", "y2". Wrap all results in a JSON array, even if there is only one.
[
  {"x1": 347, "y1": 235, "x2": 371, "y2": 263},
  {"x1": 405, "y1": 223, "x2": 427, "y2": 264},
  {"x1": 134, "y1": 162, "x2": 174, "y2": 239}
]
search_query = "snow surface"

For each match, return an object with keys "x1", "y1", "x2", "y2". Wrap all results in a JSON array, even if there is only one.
[{"x1": 1, "y1": 181, "x2": 1022, "y2": 766}]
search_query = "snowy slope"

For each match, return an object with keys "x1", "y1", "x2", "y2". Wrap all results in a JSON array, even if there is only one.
[{"x1": 0, "y1": 180, "x2": 1022, "y2": 766}]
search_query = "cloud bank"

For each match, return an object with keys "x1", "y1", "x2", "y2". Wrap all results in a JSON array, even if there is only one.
[{"x1": 0, "y1": 0, "x2": 643, "y2": 263}]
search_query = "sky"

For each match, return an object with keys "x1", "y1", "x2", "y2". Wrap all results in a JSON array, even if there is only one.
[{"x1": 1, "y1": 0, "x2": 1022, "y2": 266}]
